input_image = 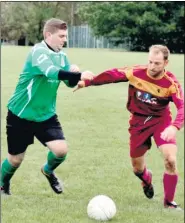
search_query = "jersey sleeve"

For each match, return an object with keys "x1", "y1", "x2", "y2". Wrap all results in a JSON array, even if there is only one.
[
  {"x1": 32, "y1": 47, "x2": 60, "y2": 80},
  {"x1": 84, "y1": 67, "x2": 130, "y2": 87},
  {"x1": 170, "y1": 76, "x2": 184, "y2": 129},
  {"x1": 62, "y1": 55, "x2": 72, "y2": 87}
]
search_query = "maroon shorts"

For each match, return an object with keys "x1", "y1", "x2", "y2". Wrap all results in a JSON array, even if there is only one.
[{"x1": 128, "y1": 114, "x2": 176, "y2": 158}]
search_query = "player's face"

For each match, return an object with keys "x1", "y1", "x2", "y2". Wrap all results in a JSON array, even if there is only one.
[
  {"x1": 46, "y1": 29, "x2": 67, "y2": 52},
  {"x1": 148, "y1": 51, "x2": 168, "y2": 78}
]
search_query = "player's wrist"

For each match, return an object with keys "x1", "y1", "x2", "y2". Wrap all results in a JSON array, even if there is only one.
[
  {"x1": 84, "y1": 79, "x2": 92, "y2": 87},
  {"x1": 58, "y1": 69, "x2": 81, "y2": 81}
]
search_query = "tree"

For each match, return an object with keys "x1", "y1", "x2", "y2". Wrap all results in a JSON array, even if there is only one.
[
  {"x1": 1, "y1": 2, "x2": 81, "y2": 43},
  {"x1": 155, "y1": 2, "x2": 185, "y2": 53},
  {"x1": 1, "y1": 2, "x2": 29, "y2": 41},
  {"x1": 78, "y1": 2, "x2": 184, "y2": 52}
]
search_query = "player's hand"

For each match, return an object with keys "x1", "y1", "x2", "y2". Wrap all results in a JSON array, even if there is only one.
[
  {"x1": 73, "y1": 81, "x2": 85, "y2": 92},
  {"x1": 81, "y1": 70, "x2": 94, "y2": 81},
  {"x1": 70, "y1": 64, "x2": 80, "y2": 72},
  {"x1": 160, "y1": 125, "x2": 178, "y2": 142}
]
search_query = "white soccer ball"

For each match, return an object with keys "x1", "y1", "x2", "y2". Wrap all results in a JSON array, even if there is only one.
[{"x1": 87, "y1": 195, "x2": 117, "y2": 221}]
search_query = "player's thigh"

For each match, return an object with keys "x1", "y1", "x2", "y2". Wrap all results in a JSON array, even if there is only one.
[
  {"x1": 6, "y1": 110, "x2": 34, "y2": 155},
  {"x1": 153, "y1": 116, "x2": 176, "y2": 147},
  {"x1": 129, "y1": 118, "x2": 153, "y2": 158},
  {"x1": 35, "y1": 115, "x2": 67, "y2": 155},
  {"x1": 159, "y1": 144, "x2": 178, "y2": 159},
  {"x1": 129, "y1": 133, "x2": 152, "y2": 158}
]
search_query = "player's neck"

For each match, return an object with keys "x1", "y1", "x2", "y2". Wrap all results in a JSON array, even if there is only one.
[{"x1": 44, "y1": 40, "x2": 55, "y2": 52}]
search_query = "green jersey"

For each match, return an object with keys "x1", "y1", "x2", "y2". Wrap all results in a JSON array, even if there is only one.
[{"x1": 8, "y1": 41, "x2": 71, "y2": 122}]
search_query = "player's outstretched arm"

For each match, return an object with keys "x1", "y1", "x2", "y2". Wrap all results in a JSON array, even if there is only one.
[{"x1": 73, "y1": 68, "x2": 129, "y2": 92}]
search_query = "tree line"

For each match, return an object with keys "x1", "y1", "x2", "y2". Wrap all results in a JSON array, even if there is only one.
[{"x1": 1, "y1": 2, "x2": 184, "y2": 53}]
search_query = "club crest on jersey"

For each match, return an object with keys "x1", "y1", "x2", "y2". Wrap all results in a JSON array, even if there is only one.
[
  {"x1": 136, "y1": 91, "x2": 158, "y2": 105},
  {"x1": 37, "y1": 54, "x2": 48, "y2": 64}
]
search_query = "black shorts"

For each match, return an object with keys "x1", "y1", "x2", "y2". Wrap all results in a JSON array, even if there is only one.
[{"x1": 6, "y1": 110, "x2": 65, "y2": 155}]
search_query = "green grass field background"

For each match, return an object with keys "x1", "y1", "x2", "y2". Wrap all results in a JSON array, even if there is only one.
[{"x1": 1, "y1": 46, "x2": 184, "y2": 223}]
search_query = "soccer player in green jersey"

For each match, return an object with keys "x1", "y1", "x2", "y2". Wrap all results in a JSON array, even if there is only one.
[{"x1": 1, "y1": 18, "x2": 94, "y2": 195}]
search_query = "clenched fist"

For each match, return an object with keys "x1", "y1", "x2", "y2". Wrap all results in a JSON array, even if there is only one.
[
  {"x1": 160, "y1": 125, "x2": 178, "y2": 142},
  {"x1": 81, "y1": 70, "x2": 94, "y2": 81}
]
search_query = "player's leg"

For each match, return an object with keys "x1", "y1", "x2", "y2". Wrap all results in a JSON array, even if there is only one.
[
  {"x1": 131, "y1": 155, "x2": 154, "y2": 199},
  {"x1": 1, "y1": 152, "x2": 26, "y2": 195},
  {"x1": 1, "y1": 111, "x2": 33, "y2": 195},
  {"x1": 129, "y1": 115, "x2": 155, "y2": 199},
  {"x1": 44, "y1": 140, "x2": 68, "y2": 174},
  {"x1": 132, "y1": 155, "x2": 151, "y2": 184},
  {"x1": 153, "y1": 115, "x2": 181, "y2": 209},
  {"x1": 41, "y1": 140, "x2": 67, "y2": 194},
  {"x1": 159, "y1": 144, "x2": 181, "y2": 209},
  {"x1": 35, "y1": 115, "x2": 67, "y2": 194}
]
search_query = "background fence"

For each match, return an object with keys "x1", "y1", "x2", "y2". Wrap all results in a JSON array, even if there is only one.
[
  {"x1": 68, "y1": 25, "x2": 131, "y2": 50},
  {"x1": 2, "y1": 25, "x2": 131, "y2": 50}
]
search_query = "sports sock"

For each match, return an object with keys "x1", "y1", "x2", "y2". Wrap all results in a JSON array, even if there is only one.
[
  {"x1": 43, "y1": 151, "x2": 67, "y2": 174},
  {"x1": 1, "y1": 159, "x2": 18, "y2": 186},
  {"x1": 134, "y1": 167, "x2": 151, "y2": 185},
  {"x1": 163, "y1": 173, "x2": 178, "y2": 203}
]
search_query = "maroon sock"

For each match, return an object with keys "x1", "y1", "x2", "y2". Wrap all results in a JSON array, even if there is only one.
[
  {"x1": 135, "y1": 167, "x2": 151, "y2": 185},
  {"x1": 163, "y1": 173, "x2": 178, "y2": 203},
  {"x1": 142, "y1": 167, "x2": 151, "y2": 184}
]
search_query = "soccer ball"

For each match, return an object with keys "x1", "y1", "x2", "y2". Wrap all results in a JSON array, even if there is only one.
[{"x1": 87, "y1": 195, "x2": 117, "y2": 221}]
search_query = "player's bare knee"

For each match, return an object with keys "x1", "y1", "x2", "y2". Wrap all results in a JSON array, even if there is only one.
[
  {"x1": 164, "y1": 157, "x2": 177, "y2": 172},
  {"x1": 47, "y1": 140, "x2": 68, "y2": 157},
  {"x1": 8, "y1": 154, "x2": 25, "y2": 167},
  {"x1": 57, "y1": 147, "x2": 68, "y2": 157},
  {"x1": 53, "y1": 144, "x2": 68, "y2": 157}
]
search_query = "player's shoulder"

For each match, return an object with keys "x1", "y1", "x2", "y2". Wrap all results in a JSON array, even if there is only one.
[
  {"x1": 164, "y1": 70, "x2": 178, "y2": 83},
  {"x1": 165, "y1": 70, "x2": 176, "y2": 78},
  {"x1": 132, "y1": 64, "x2": 148, "y2": 74},
  {"x1": 164, "y1": 71, "x2": 182, "y2": 95},
  {"x1": 132, "y1": 65, "x2": 148, "y2": 77},
  {"x1": 31, "y1": 41, "x2": 49, "y2": 56}
]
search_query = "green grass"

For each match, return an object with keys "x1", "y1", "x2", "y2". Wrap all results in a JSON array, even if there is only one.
[{"x1": 1, "y1": 46, "x2": 184, "y2": 223}]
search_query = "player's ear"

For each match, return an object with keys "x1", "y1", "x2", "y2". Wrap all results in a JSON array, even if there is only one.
[
  {"x1": 45, "y1": 32, "x2": 52, "y2": 39},
  {"x1": 164, "y1": 59, "x2": 169, "y2": 67}
]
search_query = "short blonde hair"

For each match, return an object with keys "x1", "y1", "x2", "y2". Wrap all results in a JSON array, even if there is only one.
[
  {"x1": 43, "y1": 18, "x2": 67, "y2": 38},
  {"x1": 149, "y1": 45, "x2": 170, "y2": 60}
]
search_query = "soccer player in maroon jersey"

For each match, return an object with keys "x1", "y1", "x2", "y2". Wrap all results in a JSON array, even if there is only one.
[{"x1": 74, "y1": 45, "x2": 184, "y2": 209}]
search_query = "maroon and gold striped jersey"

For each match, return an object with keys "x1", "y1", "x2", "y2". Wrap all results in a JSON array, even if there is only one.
[{"x1": 84, "y1": 65, "x2": 184, "y2": 130}]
